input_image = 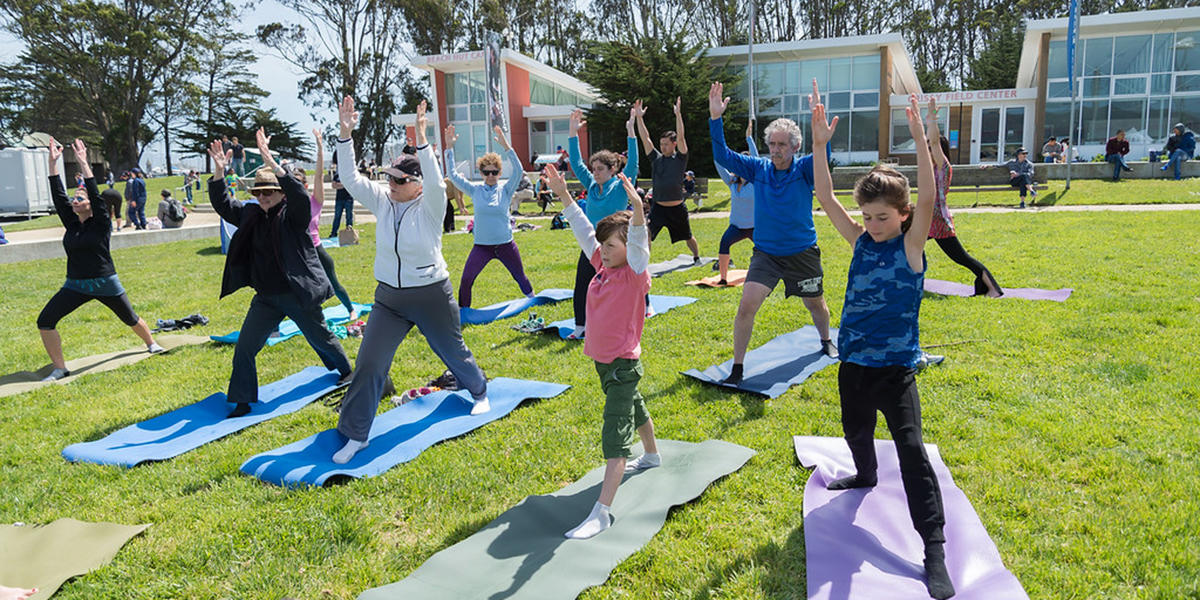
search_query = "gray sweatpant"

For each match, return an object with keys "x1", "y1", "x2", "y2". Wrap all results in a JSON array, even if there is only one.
[{"x1": 337, "y1": 278, "x2": 487, "y2": 442}]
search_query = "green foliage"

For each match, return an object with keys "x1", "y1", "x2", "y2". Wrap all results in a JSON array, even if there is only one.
[{"x1": 965, "y1": 22, "x2": 1025, "y2": 91}]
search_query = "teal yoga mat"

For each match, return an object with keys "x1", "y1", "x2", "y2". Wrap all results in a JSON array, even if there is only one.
[
  {"x1": 210, "y1": 302, "x2": 372, "y2": 345},
  {"x1": 357, "y1": 438, "x2": 755, "y2": 600}
]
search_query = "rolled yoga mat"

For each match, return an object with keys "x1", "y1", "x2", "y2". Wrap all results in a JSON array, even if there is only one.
[
  {"x1": 793, "y1": 436, "x2": 1028, "y2": 600},
  {"x1": 240, "y1": 377, "x2": 570, "y2": 487},
  {"x1": 0, "y1": 518, "x2": 149, "y2": 600},
  {"x1": 530, "y1": 295, "x2": 698, "y2": 340},
  {"x1": 647, "y1": 253, "x2": 717, "y2": 278},
  {"x1": 685, "y1": 269, "x2": 748, "y2": 288},
  {"x1": 0, "y1": 334, "x2": 210, "y2": 400},
  {"x1": 923, "y1": 278, "x2": 1072, "y2": 302},
  {"x1": 356, "y1": 438, "x2": 755, "y2": 600},
  {"x1": 460, "y1": 288, "x2": 573, "y2": 325},
  {"x1": 682, "y1": 325, "x2": 839, "y2": 398},
  {"x1": 62, "y1": 366, "x2": 343, "y2": 467},
  {"x1": 210, "y1": 302, "x2": 373, "y2": 345}
]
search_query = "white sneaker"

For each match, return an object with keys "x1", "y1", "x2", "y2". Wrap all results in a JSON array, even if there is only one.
[
  {"x1": 147, "y1": 343, "x2": 166, "y2": 354},
  {"x1": 41, "y1": 367, "x2": 70, "y2": 382},
  {"x1": 567, "y1": 326, "x2": 586, "y2": 340},
  {"x1": 624, "y1": 453, "x2": 661, "y2": 472},
  {"x1": 470, "y1": 396, "x2": 491, "y2": 415}
]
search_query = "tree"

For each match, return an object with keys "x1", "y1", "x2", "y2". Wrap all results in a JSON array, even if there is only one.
[
  {"x1": 184, "y1": 41, "x2": 270, "y2": 172},
  {"x1": 964, "y1": 21, "x2": 1025, "y2": 90},
  {"x1": 0, "y1": 0, "x2": 232, "y2": 174},
  {"x1": 178, "y1": 103, "x2": 309, "y2": 166}
]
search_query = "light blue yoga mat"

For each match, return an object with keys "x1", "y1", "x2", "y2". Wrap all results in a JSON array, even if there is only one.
[
  {"x1": 460, "y1": 288, "x2": 573, "y2": 325},
  {"x1": 240, "y1": 377, "x2": 570, "y2": 487},
  {"x1": 62, "y1": 367, "x2": 342, "y2": 468},
  {"x1": 210, "y1": 302, "x2": 372, "y2": 345},
  {"x1": 320, "y1": 237, "x2": 340, "y2": 248},
  {"x1": 536, "y1": 295, "x2": 697, "y2": 340},
  {"x1": 682, "y1": 325, "x2": 839, "y2": 398}
]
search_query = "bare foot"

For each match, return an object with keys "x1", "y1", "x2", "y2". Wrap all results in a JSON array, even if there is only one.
[{"x1": 0, "y1": 585, "x2": 38, "y2": 600}]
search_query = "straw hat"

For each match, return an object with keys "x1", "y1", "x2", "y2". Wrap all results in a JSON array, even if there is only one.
[{"x1": 249, "y1": 167, "x2": 282, "y2": 192}]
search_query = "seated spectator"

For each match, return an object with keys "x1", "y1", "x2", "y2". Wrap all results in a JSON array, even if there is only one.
[
  {"x1": 157, "y1": 189, "x2": 187, "y2": 228},
  {"x1": 1041, "y1": 136, "x2": 1062, "y2": 163}
]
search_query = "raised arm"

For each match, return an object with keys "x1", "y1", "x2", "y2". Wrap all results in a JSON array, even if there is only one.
[
  {"x1": 71, "y1": 139, "x2": 106, "y2": 220},
  {"x1": 46, "y1": 137, "x2": 75, "y2": 226},
  {"x1": 622, "y1": 129, "x2": 639, "y2": 180},
  {"x1": 413, "y1": 100, "x2": 447, "y2": 225},
  {"x1": 257, "y1": 127, "x2": 312, "y2": 229},
  {"x1": 904, "y1": 94, "x2": 935, "y2": 272},
  {"x1": 617, "y1": 173, "x2": 650, "y2": 274},
  {"x1": 546, "y1": 164, "x2": 597, "y2": 256},
  {"x1": 673, "y1": 96, "x2": 688, "y2": 155},
  {"x1": 495, "y1": 126, "x2": 525, "y2": 198},
  {"x1": 206, "y1": 139, "x2": 242, "y2": 225},
  {"x1": 442, "y1": 124, "x2": 477, "y2": 198},
  {"x1": 633, "y1": 100, "x2": 655, "y2": 156},
  {"x1": 708, "y1": 82, "x2": 758, "y2": 181},
  {"x1": 335, "y1": 95, "x2": 384, "y2": 213},
  {"x1": 567, "y1": 109, "x2": 594, "y2": 189},
  {"x1": 312, "y1": 128, "x2": 325, "y2": 205},
  {"x1": 811, "y1": 79, "x2": 863, "y2": 246}
]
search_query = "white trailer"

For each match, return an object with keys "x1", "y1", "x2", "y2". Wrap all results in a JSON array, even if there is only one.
[{"x1": 0, "y1": 147, "x2": 58, "y2": 215}]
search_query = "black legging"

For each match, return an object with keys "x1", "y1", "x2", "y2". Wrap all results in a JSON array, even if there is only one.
[
  {"x1": 38, "y1": 287, "x2": 139, "y2": 330},
  {"x1": 932, "y1": 236, "x2": 1000, "y2": 296},
  {"x1": 573, "y1": 251, "x2": 596, "y2": 327}
]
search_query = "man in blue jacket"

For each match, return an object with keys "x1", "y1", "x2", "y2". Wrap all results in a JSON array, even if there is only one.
[
  {"x1": 126, "y1": 168, "x2": 148, "y2": 230},
  {"x1": 1163, "y1": 123, "x2": 1195, "y2": 180},
  {"x1": 708, "y1": 82, "x2": 836, "y2": 385}
]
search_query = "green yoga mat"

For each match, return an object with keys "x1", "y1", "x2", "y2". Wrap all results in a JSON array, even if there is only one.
[
  {"x1": 0, "y1": 334, "x2": 210, "y2": 400},
  {"x1": 358, "y1": 439, "x2": 755, "y2": 600},
  {"x1": 0, "y1": 518, "x2": 149, "y2": 599}
]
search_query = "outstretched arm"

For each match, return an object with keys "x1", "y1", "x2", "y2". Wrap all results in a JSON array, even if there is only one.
[
  {"x1": 746, "y1": 118, "x2": 760, "y2": 157},
  {"x1": 46, "y1": 137, "x2": 74, "y2": 227},
  {"x1": 258, "y1": 127, "x2": 312, "y2": 229},
  {"x1": 708, "y1": 82, "x2": 757, "y2": 181},
  {"x1": 206, "y1": 139, "x2": 242, "y2": 225},
  {"x1": 633, "y1": 100, "x2": 655, "y2": 157},
  {"x1": 673, "y1": 96, "x2": 688, "y2": 156},
  {"x1": 495, "y1": 125, "x2": 525, "y2": 199},
  {"x1": 905, "y1": 94, "x2": 935, "y2": 272},
  {"x1": 312, "y1": 128, "x2": 325, "y2": 205},
  {"x1": 546, "y1": 164, "x2": 598, "y2": 257},
  {"x1": 335, "y1": 95, "x2": 384, "y2": 213},
  {"x1": 617, "y1": 173, "x2": 650, "y2": 274},
  {"x1": 567, "y1": 109, "x2": 594, "y2": 190},
  {"x1": 810, "y1": 79, "x2": 863, "y2": 246},
  {"x1": 413, "y1": 100, "x2": 447, "y2": 226},
  {"x1": 71, "y1": 139, "x2": 106, "y2": 220}
]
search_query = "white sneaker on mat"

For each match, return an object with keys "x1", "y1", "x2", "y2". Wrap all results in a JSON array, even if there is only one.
[
  {"x1": 624, "y1": 452, "x2": 661, "y2": 472},
  {"x1": 470, "y1": 396, "x2": 491, "y2": 415}
]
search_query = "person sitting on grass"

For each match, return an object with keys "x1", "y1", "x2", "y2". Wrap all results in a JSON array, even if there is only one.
[
  {"x1": 37, "y1": 138, "x2": 166, "y2": 382},
  {"x1": 711, "y1": 118, "x2": 759, "y2": 286},
  {"x1": 443, "y1": 123, "x2": 536, "y2": 309},
  {"x1": 810, "y1": 88, "x2": 956, "y2": 599},
  {"x1": 545, "y1": 164, "x2": 661, "y2": 540},
  {"x1": 205, "y1": 130, "x2": 352, "y2": 419}
]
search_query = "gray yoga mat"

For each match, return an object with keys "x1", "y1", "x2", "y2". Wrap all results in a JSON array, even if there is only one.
[
  {"x1": 924, "y1": 278, "x2": 1072, "y2": 301},
  {"x1": 357, "y1": 438, "x2": 755, "y2": 600},
  {"x1": 0, "y1": 518, "x2": 149, "y2": 600},
  {"x1": 647, "y1": 253, "x2": 716, "y2": 277}
]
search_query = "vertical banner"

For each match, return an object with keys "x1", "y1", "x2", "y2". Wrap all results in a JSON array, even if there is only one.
[
  {"x1": 1065, "y1": 0, "x2": 1080, "y2": 188},
  {"x1": 485, "y1": 31, "x2": 507, "y2": 133}
]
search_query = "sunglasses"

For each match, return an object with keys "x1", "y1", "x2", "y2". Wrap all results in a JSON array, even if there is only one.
[
  {"x1": 480, "y1": 169, "x2": 500, "y2": 176},
  {"x1": 389, "y1": 175, "x2": 418, "y2": 185},
  {"x1": 70, "y1": 196, "x2": 88, "y2": 204},
  {"x1": 250, "y1": 189, "x2": 278, "y2": 197}
]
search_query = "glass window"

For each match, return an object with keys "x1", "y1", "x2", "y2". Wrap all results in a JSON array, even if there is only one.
[
  {"x1": 891, "y1": 109, "x2": 913, "y2": 152},
  {"x1": 1109, "y1": 99, "x2": 1145, "y2": 141},
  {"x1": 1113, "y1": 77, "x2": 1146, "y2": 95},
  {"x1": 830, "y1": 111, "x2": 849, "y2": 152},
  {"x1": 784, "y1": 95, "x2": 800, "y2": 113},
  {"x1": 530, "y1": 76, "x2": 555, "y2": 104},
  {"x1": 1152, "y1": 74, "x2": 1172, "y2": 94},
  {"x1": 1175, "y1": 31, "x2": 1200, "y2": 72},
  {"x1": 453, "y1": 128, "x2": 472, "y2": 163},
  {"x1": 1044, "y1": 102, "x2": 1071, "y2": 139},
  {"x1": 1048, "y1": 40, "x2": 1068, "y2": 79},
  {"x1": 1080, "y1": 100, "x2": 1109, "y2": 144},
  {"x1": 445, "y1": 72, "x2": 464, "y2": 105},
  {"x1": 760, "y1": 62, "x2": 787, "y2": 97},
  {"x1": 1176, "y1": 74, "x2": 1200, "y2": 93},
  {"x1": 758, "y1": 97, "x2": 781, "y2": 115},
  {"x1": 829, "y1": 58, "x2": 852, "y2": 90},
  {"x1": 1148, "y1": 98, "x2": 1171, "y2": 145},
  {"x1": 1172, "y1": 95, "x2": 1200, "y2": 135},
  {"x1": 853, "y1": 54, "x2": 880, "y2": 90},
  {"x1": 472, "y1": 124, "x2": 487, "y2": 156},
  {"x1": 1083, "y1": 37, "x2": 1112, "y2": 76},
  {"x1": 469, "y1": 71, "x2": 485, "y2": 104},
  {"x1": 530, "y1": 120, "x2": 549, "y2": 156},
  {"x1": 853, "y1": 92, "x2": 878, "y2": 108},
  {"x1": 1003, "y1": 107, "x2": 1025, "y2": 160},
  {"x1": 1083, "y1": 77, "x2": 1109, "y2": 98},
  {"x1": 450, "y1": 105, "x2": 469, "y2": 121},
  {"x1": 1153, "y1": 33, "x2": 1175, "y2": 72},
  {"x1": 800, "y1": 59, "x2": 828, "y2": 91},
  {"x1": 828, "y1": 92, "x2": 850, "y2": 110},
  {"x1": 470, "y1": 104, "x2": 485, "y2": 121},
  {"x1": 850, "y1": 110, "x2": 878, "y2": 152},
  {"x1": 1112, "y1": 35, "x2": 1151, "y2": 75},
  {"x1": 554, "y1": 86, "x2": 573, "y2": 105},
  {"x1": 1049, "y1": 80, "x2": 1070, "y2": 99}
]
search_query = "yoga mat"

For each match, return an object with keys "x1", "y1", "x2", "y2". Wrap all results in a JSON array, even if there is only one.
[
  {"x1": 647, "y1": 253, "x2": 717, "y2": 278},
  {"x1": 241, "y1": 377, "x2": 570, "y2": 487},
  {"x1": 684, "y1": 269, "x2": 748, "y2": 288},
  {"x1": 357, "y1": 438, "x2": 755, "y2": 600},
  {"x1": 62, "y1": 366, "x2": 342, "y2": 467},
  {"x1": 460, "y1": 288, "x2": 573, "y2": 325},
  {"x1": 210, "y1": 302, "x2": 373, "y2": 345},
  {"x1": 924, "y1": 278, "x2": 1072, "y2": 302},
  {"x1": 0, "y1": 334, "x2": 210, "y2": 400},
  {"x1": 682, "y1": 326, "x2": 839, "y2": 398},
  {"x1": 321, "y1": 236, "x2": 340, "y2": 248},
  {"x1": 0, "y1": 518, "x2": 149, "y2": 600},
  {"x1": 793, "y1": 436, "x2": 1028, "y2": 600},
  {"x1": 532, "y1": 295, "x2": 697, "y2": 340}
]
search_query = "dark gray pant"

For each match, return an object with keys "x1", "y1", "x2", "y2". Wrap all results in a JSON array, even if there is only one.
[
  {"x1": 337, "y1": 279, "x2": 487, "y2": 442},
  {"x1": 228, "y1": 292, "x2": 352, "y2": 405}
]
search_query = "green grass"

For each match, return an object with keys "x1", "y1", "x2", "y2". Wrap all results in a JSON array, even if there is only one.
[{"x1": 2, "y1": 211, "x2": 1200, "y2": 598}]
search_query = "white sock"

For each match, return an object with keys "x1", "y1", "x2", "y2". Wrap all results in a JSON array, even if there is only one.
[
  {"x1": 41, "y1": 367, "x2": 69, "y2": 382},
  {"x1": 624, "y1": 452, "x2": 661, "y2": 472},
  {"x1": 332, "y1": 439, "x2": 368, "y2": 464},
  {"x1": 470, "y1": 396, "x2": 491, "y2": 415},
  {"x1": 147, "y1": 342, "x2": 165, "y2": 354},
  {"x1": 565, "y1": 501, "x2": 612, "y2": 539},
  {"x1": 568, "y1": 325, "x2": 586, "y2": 339}
]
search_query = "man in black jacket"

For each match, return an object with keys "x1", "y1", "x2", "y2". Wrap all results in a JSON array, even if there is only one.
[{"x1": 207, "y1": 129, "x2": 351, "y2": 418}]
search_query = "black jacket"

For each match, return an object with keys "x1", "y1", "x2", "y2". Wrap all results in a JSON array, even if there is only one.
[
  {"x1": 208, "y1": 173, "x2": 332, "y2": 306},
  {"x1": 51, "y1": 175, "x2": 115, "y2": 280}
]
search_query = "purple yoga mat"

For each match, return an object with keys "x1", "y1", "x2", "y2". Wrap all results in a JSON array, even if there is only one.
[
  {"x1": 793, "y1": 436, "x2": 1027, "y2": 600},
  {"x1": 923, "y1": 278, "x2": 1072, "y2": 301}
]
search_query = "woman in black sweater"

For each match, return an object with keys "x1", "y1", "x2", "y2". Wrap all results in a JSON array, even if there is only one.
[{"x1": 38, "y1": 138, "x2": 164, "y2": 381}]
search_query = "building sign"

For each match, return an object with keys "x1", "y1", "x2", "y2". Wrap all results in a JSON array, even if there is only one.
[
  {"x1": 891, "y1": 88, "x2": 1037, "y2": 105},
  {"x1": 426, "y1": 51, "x2": 485, "y2": 64}
]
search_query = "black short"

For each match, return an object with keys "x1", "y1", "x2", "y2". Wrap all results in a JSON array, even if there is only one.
[
  {"x1": 648, "y1": 202, "x2": 693, "y2": 244},
  {"x1": 107, "y1": 197, "x2": 122, "y2": 218},
  {"x1": 746, "y1": 246, "x2": 824, "y2": 298}
]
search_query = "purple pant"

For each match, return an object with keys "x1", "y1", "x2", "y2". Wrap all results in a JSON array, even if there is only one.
[{"x1": 459, "y1": 241, "x2": 534, "y2": 307}]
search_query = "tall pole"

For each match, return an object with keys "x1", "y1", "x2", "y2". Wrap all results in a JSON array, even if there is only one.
[
  {"x1": 1065, "y1": 0, "x2": 1080, "y2": 190},
  {"x1": 748, "y1": 0, "x2": 756, "y2": 121}
]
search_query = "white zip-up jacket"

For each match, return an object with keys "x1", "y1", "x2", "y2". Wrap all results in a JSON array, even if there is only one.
[{"x1": 337, "y1": 139, "x2": 449, "y2": 288}]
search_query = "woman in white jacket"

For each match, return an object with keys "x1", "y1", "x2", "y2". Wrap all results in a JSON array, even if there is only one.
[{"x1": 331, "y1": 97, "x2": 490, "y2": 464}]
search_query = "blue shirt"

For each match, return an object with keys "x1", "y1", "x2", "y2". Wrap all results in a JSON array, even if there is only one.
[
  {"x1": 838, "y1": 233, "x2": 924, "y2": 368},
  {"x1": 445, "y1": 147, "x2": 522, "y2": 245},
  {"x1": 714, "y1": 136, "x2": 759, "y2": 229},
  {"x1": 709, "y1": 118, "x2": 825, "y2": 255},
  {"x1": 568, "y1": 136, "x2": 639, "y2": 225}
]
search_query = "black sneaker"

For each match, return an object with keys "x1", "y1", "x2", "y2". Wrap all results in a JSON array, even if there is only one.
[
  {"x1": 820, "y1": 339, "x2": 839, "y2": 359},
  {"x1": 227, "y1": 402, "x2": 252, "y2": 418}
]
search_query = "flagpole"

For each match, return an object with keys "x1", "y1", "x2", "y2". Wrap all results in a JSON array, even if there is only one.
[
  {"x1": 748, "y1": 0, "x2": 756, "y2": 121},
  {"x1": 1065, "y1": 0, "x2": 1080, "y2": 191}
]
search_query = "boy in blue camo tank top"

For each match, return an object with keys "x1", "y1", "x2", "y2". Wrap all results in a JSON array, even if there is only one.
[{"x1": 811, "y1": 85, "x2": 956, "y2": 600}]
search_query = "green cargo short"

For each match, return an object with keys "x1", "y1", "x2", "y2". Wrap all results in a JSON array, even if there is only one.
[{"x1": 595, "y1": 357, "x2": 651, "y2": 459}]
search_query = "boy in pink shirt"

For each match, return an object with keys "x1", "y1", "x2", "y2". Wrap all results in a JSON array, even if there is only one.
[{"x1": 546, "y1": 165, "x2": 662, "y2": 539}]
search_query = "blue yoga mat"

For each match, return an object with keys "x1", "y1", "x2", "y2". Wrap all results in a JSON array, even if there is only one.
[
  {"x1": 536, "y1": 295, "x2": 697, "y2": 339},
  {"x1": 460, "y1": 288, "x2": 573, "y2": 325},
  {"x1": 62, "y1": 367, "x2": 342, "y2": 467},
  {"x1": 240, "y1": 377, "x2": 570, "y2": 487},
  {"x1": 320, "y1": 237, "x2": 340, "y2": 248},
  {"x1": 210, "y1": 302, "x2": 372, "y2": 345},
  {"x1": 682, "y1": 325, "x2": 839, "y2": 398}
]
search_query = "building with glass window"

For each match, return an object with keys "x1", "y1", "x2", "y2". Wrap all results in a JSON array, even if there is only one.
[{"x1": 404, "y1": 49, "x2": 597, "y2": 177}]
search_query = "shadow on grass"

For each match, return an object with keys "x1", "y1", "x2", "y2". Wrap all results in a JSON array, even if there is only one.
[
  {"x1": 492, "y1": 330, "x2": 579, "y2": 354},
  {"x1": 1031, "y1": 190, "x2": 1061, "y2": 207},
  {"x1": 691, "y1": 525, "x2": 807, "y2": 600},
  {"x1": 195, "y1": 246, "x2": 224, "y2": 256}
]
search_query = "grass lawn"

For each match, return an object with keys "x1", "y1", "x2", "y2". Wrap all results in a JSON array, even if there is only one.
[{"x1": 1, "y1": 211, "x2": 1199, "y2": 598}]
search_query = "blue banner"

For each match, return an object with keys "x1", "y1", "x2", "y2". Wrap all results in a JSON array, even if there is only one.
[{"x1": 1066, "y1": 0, "x2": 1080, "y2": 96}]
